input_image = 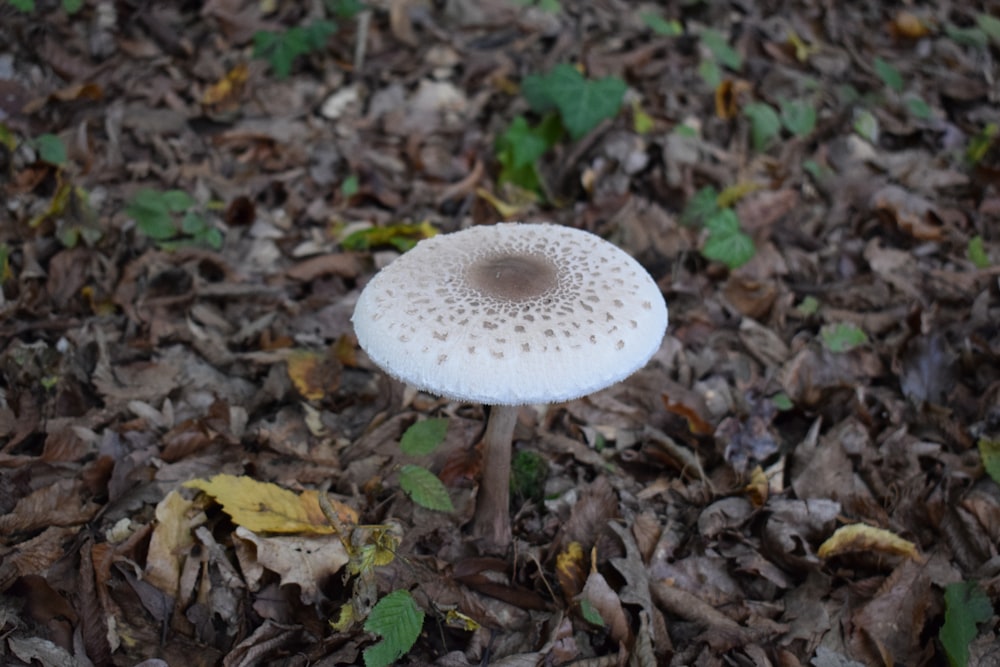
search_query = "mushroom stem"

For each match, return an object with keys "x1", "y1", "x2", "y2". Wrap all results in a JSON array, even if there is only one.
[{"x1": 472, "y1": 404, "x2": 518, "y2": 552}]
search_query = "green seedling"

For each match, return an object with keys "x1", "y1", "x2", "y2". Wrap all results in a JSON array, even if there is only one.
[
  {"x1": 126, "y1": 188, "x2": 222, "y2": 250},
  {"x1": 397, "y1": 418, "x2": 453, "y2": 512},
  {"x1": 940, "y1": 580, "x2": 991, "y2": 667},
  {"x1": 253, "y1": 19, "x2": 337, "y2": 79},
  {"x1": 362, "y1": 590, "x2": 425, "y2": 667},
  {"x1": 967, "y1": 236, "x2": 990, "y2": 269}
]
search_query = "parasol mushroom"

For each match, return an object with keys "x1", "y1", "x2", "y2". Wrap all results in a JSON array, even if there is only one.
[{"x1": 351, "y1": 222, "x2": 667, "y2": 552}]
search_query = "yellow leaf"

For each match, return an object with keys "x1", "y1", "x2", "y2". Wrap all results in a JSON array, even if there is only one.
[
  {"x1": 184, "y1": 474, "x2": 358, "y2": 535},
  {"x1": 444, "y1": 609, "x2": 480, "y2": 632},
  {"x1": 744, "y1": 465, "x2": 768, "y2": 508},
  {"x1": 556, "y1": 541, "x2": 587, "y2": 601},
  {"x1": 286, "y1": 350, "x2": 328, "y2": 401},
  {"x1": 786, "y1": 29, "x2": 819, "y2": 62},
  {"x1": 330, "y1": 602, "x2": 356, "y2": 632},
  {"x1": 201, "y1": 64, "x2": 248, "y2": 108},
  {"x1": 717, "y1": 180, "x2": 762, "y2": 208},
  {"x1": 476, "y1": 186, "x2": 537, "y2": 219},
  {"x1": 818, "y1": 523, "x2": 921, "y2": 561}
]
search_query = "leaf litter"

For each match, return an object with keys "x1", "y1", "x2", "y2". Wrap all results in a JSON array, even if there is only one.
[{"x1": 1, "y1": 0, "x2": 1000, "y2": 665}]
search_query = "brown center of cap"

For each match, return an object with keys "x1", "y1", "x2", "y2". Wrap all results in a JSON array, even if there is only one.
[{"x1": 467, "y1": 253, "x2": 558, "y2": 301}]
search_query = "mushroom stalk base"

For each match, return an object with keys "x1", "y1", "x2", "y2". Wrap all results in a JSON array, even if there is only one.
[{"x1": 471, "y1": 404, "x2": 517, "y2": 553}]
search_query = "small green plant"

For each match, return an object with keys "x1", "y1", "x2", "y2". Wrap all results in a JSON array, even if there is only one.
[
  {"x1": 31, "y1": 133, "x2": 67, "y2": 165},
  {"x1": 6, "y1": 0, "x2": 81, "y2": 13},
  {"x1": 940, "y1": 580, "x2": 991, "y2": 667},
  {"x1": 874, "y1": 57, "x2": 904, "y2": 93},
  {"x1": 510, "y1": 450, "x2": 547, "y2": 504},
  {"x1": 397, "y1": 419, "x2": 453, "y2": 512},
  {"x1": 496, "y1": 64, "x2": 626, "y2": 195},
  {"x1": 697, "y1": 28, "x2": 742, "y2": 87},
  {"x1": 641, "y1": 11, "x2": 682, "y2": 36},
  {"x1": 743, "y1": 102, "x2": 782, "y2": 151},
  {"x1": 979, "y1": 436, "x2": 1000, "y2": 485},
  {"x1": 362, "y1": 590, "x2": 425, "y2": 667},
  {"x1": 967, "y1": 123, "x2": 998, "y2": 165},
  {"x1": 967, "y1": 236, "x2": 990, "y2": 269},
  {"x1": 510, "y1": 0, "x2": 560, "y2": 12},
  {"x1": 325, "y1": 0, "x2": 366, "y2": 18},
  {"x1": 681, "y1": 186, "x2": 755, "y2": 269},
  {"x1": 126, "y1": 188, "x2": 222, "y2": 250},
  {"x1": 253, "y1": 19, "x2": 337, "y2": 79},
  {"x1": 820, "y1": 322, "x2": 868, "y2": 352},
  {"x1": 779, "y1": 99, "x2": 817, "y2": 138}
]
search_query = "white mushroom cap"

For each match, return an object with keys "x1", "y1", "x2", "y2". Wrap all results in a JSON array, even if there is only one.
[{"x1": 351, "y1": 223, "x2": 668, "y2": 406}]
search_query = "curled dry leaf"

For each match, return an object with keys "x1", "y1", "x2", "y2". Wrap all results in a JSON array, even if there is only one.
[
  {"x1": 817, "y1": 523, "x2": 922, "y2": 562},
  {"x1": 233, "y1": 526, "x2": 349, "y2": 605}
]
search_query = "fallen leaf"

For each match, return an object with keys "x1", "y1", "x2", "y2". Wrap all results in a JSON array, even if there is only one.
[
  {"x1": 233, "y1": 526, "x2": 349, "y2": 604},
  {"x1": 818, "y1": 523, "x2": 921, "y2": 561},
  {"x1": 184, "y1": 474, "x2": 358, "y2": 534}
]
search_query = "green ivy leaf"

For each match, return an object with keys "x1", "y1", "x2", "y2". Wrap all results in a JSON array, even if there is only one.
[
  {"x1": 820, "y1": 322, "x2": 868, "y2": 353},
  {"x1": 702, "y1": 210, "x2": 755, "y2": 269},
  {"x1": 874, "y1": 57, "x2": 904, "y2": 92},
  {"x1": 9, "y1": 0, "x2": 34, "y2": 11},
  {"x1": 979, "y1": 437, "x2": 1000, "y2": 486},
  {"x1": 579, "y1": 598, "x2": 605, "y2": 626},
  {"x1": 163, "y1": 190, "x2": 194, "y2": 213},
  {"x1": 967, "y1": 235, "x2": 990, "y2": 269},
  {"x1": 399, "y1": 465, "x2": 454, "y2": 512},
  {"x1": 743, "y1": 102, "x2": 781, "y2": 151},
  {"x1": 680, "y1": 186, "x2": 719, "y2": 226},
  {"x1": 495, "y1": 113, "x2": 563, "y2": 193},
  {"x1": 254, "y1": 20, "x2": 336, "y2": 79},
  {"x1": 61, "y1": 0, "x2": 82, "y2": 13},
  {"x1": 400, "y1": 418, "x2": 449, "y2": 456},
  {"x1": 521, "y1": 65, "x2": 626, "y2": 140},
  {"x1": 326, "y1": 0, "x2": 366, "y2": 19},
  {"x1": 779, "y1": 99, "x2": 816, "y2": 137},
  {"x1": 700, "y1": 28, "x2": 742, "y2": 70},
  {"x1": 363, "y1": 590, "x2": 424, "y2": 667},
  {"x1": 940, "y1": 581, "x2": 991, "y2": 667}
]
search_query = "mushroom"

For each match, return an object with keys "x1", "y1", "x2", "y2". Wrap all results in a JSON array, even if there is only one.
[{"x1": 351, "y1": 222, "x2": 668, "y2": 552}]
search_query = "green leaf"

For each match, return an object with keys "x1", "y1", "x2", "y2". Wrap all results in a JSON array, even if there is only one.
[
  {"x1": 180, "y1": 211, "x2": 208, "y2": 235},
  {"x1": 905, "y1": 95, "x2": 932, "y2": 120},
  {"x1": 363, "y1": 590, "x2": 424, "y2": 667},
  {"x1": 8, "y1": 0, "x2": 34, "y2": 11},
  {"x1": 743, "y1": 102, "x2": 781, "y2": 151},
  {"x1": 967, "y1": 123, "x2": 998, "y2": 164},
  {"x1": 510, "y1": 450, "x2": 547, "y2": 503},
  {"x1": 33, "y1": 134, "x2": 67, "y2": 165},
  {"x1": 702, "y1": 210, "x2": 755, "y2": 269},
  {"x1": 967, "y1": 235, "x2": 990, "y2": 269},
  {"x1": 874, "y1": 57, "x2": 904, "y2": 92},
  {"x1": 399, "y1": 465, "x2": 454, "y2": 512},
  {"x1": 641, "y1": 12, "x2": 682, "y2": 36},
  {"x1": 979, "y1": 437, "x2": 1000, "y2": 485},
  {"x1": 61, "y1": 0, "x2": 82, "y2": 13},
  {"x1": 254, "y1": 20, "x2": 335, "y2": 79},
  {"x1": 771, "y1": 393, "x2": 793, "y2": 411},
  {"x1": 341, "y1": 174, "x2": 359, "y2": 197},
  {"x1": 853, "y1": 108, "x2": 879, "y2": 143},
  {"x1": 700, "y1": 28, "x2": 742, "y2": 70},
  {"x1": 698, "y1": 59, "x2": 722, "y2": 88},
  {"x1": 797, "y1": 295, "x2": 820, "y2": 316},
  {"x1": 820, "y1": 322, "x2": 868, "y2": 353},
  {"x1": 135, "y1": 210, "x2": 178, "y2": 241},
  {"x1": 400, "y1": 418, "x2": 449, "y2": 456},
  {"x1": 163, "y1": 190, "x2": 194, "y2": 213},
  {"x1": 945, "y1": 24, "x2": 989, "y2": 49},
  {"x1": 940, "y1": 581, "x2": 992, "y2": 667},
  {"x1": 496, "y1": 113, "x2": 563, "y2": 192},
  {"x1": 681, "y1": 186, "x2": 719, "y2": 226},
  {"x1": 978, "y1": 13, "x2": 1000, "y2": 44},
  {"x1": 521, "y1": 65, "x2": 626, "y2": 140},
  {"x1": 579, "y1": 598, "x2": 605, "y2": 626},
  {"x1": 326, "y1": 0, "x2": 365, "y2": 19},
  {"x1": 779, "y1": 99, "x2": 816, "y2": 137}
]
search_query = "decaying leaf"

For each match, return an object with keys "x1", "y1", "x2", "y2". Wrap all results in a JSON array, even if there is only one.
[
  {"x1": 233, "y1": 526, "x2": 349, "y2": 604},
  {"x1": 818, "y1": 523, "x2": 922, "y2": 562},
  {"x1": 184, "y1": 475, "x2": 358, "y2": 534}
]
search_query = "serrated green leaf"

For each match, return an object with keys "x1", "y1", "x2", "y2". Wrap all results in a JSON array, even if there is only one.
[
  {"x1": 941, "y1": 581, "x2": 992, "y2": 667},
  {"x1": 779, "y1": 99, "x2": 816, "y2": 137},
  {"x1": 399, "y1": 465, "x2": 453, "y2": 512},
  {"x1": 820, "y1": 322, "x2": 868, "y2": 353},
  {"x1": 302, "y1": 19, "x2": 337, "y2": 49},
  {"x1": 363, "y1": 590, "x2": 424, "y2": 667},
  {"x1": 521, "y1": 65, "x2": 626, "y2": 141},
  {"x1": 681, "y1": 186, "x2": 719, "y2": 226},
  {"x1": 34, "y1": 134, "x2": 67, "y2": 165},
  {"x1": 700, "y1": 28, "x2": 742, "y2": 70},
  {"x1": 400, "y1": 418, "x2": 449, "y2": 456},
  {"x1": 497, "y1": 115, "x2": 559, "y2": 171},
  {"x1": 253, "y1": 21, "x2": 334, "y2": 79},
  {"x1": 874, "y1": 57, "x2": 904, "y2": 92},
  {"x1": 978, "y1": 437, "x2": 1000, "y2": 485},
  {"x1": 641, "y1": 12, "x2": 682, "y2": 36},
  {"x1": 968, "y1": 235, "x2": 990, "y2": 269},
  {"x1": 163, "y1": 190, "x2": 194, "y2": 212},
  {"x1": 743, "y1": 102, "x2": 781, "y2": 151},
  {"x1": 702, "y1": 224, "x2": 755, "y2": 269}
]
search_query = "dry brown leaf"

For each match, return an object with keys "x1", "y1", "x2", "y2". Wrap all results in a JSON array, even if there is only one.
[
  {"x1": 580, "y1": 569, "x2": 631, "y2": 645},
  {"x1": 233, "y1": 526, "x2": 349, "y2": 604},
  {"x1": 145, "y1": 489, "x2": 199, "y2": 596}
]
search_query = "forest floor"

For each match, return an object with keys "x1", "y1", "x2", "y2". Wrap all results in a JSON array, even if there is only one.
[{"x1": 2, "y1": 1, "x2": 1000, "y2": 665}]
